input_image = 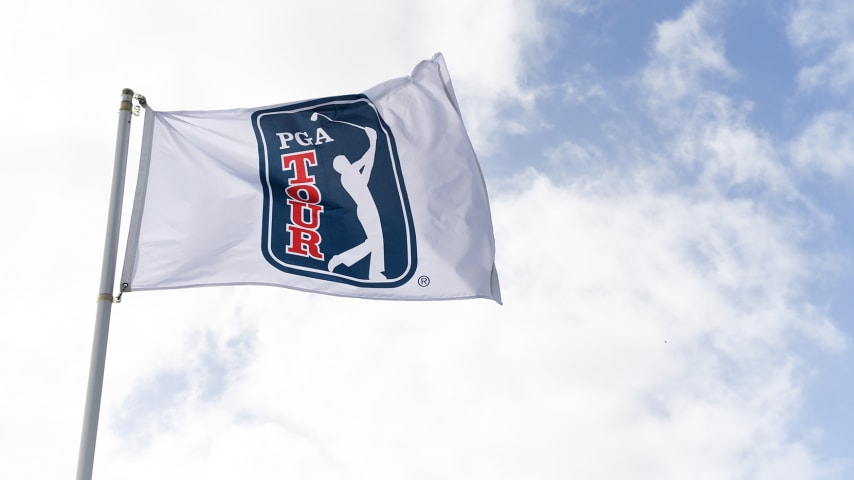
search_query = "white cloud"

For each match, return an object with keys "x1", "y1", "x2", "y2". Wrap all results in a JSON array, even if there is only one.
[
  {"x1": 669, "y1": 92, "x2": 794, "y2": 193},
  {"x1": 797, "y1": 44, "x2": 854, "y2": 93},
  {"x1": 635, "y1": 2, "x2": 795, "y2": 195},
  {"x1": 0, "y1": 0, "x2": 566, "y2": 478},
  {"x1": 0, "y1": 0, "x2": 550, "y2": 159},
  {"x1": 788, "y1": 0, "x2": 854, "y2": 93},
  {"x1": 563, "y1": 65, "x2": 610, "y2": 106},
  {"x1": 545, "y1": 139, "x2": 605, "y2": 172},
  {"x1": 82, "y1": 169, "x2": 842, "y2": 479},
  {"x1": 641, "y1": 1, "x2": 735, "y2": 112},
  {"x1": 1, "y1": 1, "x2": 850, "y2": 479},
  {"x1": 791, "y1": 111, "x2": 854, "y2": 180},
  {"x1": 787, "y1": 0, "x2": 854, "y2": 47}
]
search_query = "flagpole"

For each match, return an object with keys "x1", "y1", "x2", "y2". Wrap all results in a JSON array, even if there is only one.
[{"x1": 75, "y1": 88, "x2": 136, "y2": 480}]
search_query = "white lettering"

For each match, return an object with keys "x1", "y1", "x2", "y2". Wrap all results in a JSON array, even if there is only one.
[
  {"x1": 275, "y1": 128, "x2": 336, "y2": 150},
  {"x1": 277, "y1": 132, "x2": 294, "y2": 149},
  {"x1": 295, "y1": 131, "x2": 313, "y2": 146},
  {"x1": 315, "y1": 127, "x2": 334, "y2": 145}
]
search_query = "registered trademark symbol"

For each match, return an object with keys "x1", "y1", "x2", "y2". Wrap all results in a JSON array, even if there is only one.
[{"x1": 417, "y1": 276, "x2": 430, "y2": 287}]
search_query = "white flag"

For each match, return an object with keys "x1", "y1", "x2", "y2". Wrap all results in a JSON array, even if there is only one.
[{"x1": 121, "y1": 53, "x2": 501, "y2": 303}]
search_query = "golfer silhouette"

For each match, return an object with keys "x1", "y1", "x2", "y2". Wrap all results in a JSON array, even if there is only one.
[{"x1": 310, "y1": 112, "x2": 385, "y2": 280}]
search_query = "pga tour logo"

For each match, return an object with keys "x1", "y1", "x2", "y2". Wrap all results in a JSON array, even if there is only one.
[{"x1": 252, "y1": 95, "x2": 417, "y2": 287}]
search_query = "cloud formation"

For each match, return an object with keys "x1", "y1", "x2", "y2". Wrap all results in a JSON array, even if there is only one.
[
  {"x1": 791, "y1": 111, "x2": 854, "y2": 180},
  {"x1": 91, "y1": 2, "x2": 846, "y2": 478},
  {"x1": 1, "y1": 1, "x2": 852, "y2": 479},
  {"x1": 788, "y1": 0, "x2": 854, "y2": 93}
]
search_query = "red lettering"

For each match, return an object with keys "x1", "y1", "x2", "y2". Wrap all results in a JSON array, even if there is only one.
[
  {"x1": 287, "y1": 199, "x2": 323, "y2": 229},
  {"x1": 281, "y1": 150, "x2": 323, "y2": 260},
  {"x1": 282, "y1": 151, "x2": 317, "y2": 184},
  {"x1": 285, "y1": 183, "x2": 321, "y2": 204},
  {"x1": 286, "y1": 225, "x2": 324, "y2": 260}
]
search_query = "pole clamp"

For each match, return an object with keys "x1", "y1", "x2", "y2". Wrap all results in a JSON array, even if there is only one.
[{"x1": 95, "y1": 293, "x2": 121, "y2": 304}]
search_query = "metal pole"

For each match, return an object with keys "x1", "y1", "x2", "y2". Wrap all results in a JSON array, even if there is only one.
[{"x1": 75, "y1": 88, "x2": 136, "y2": 480}]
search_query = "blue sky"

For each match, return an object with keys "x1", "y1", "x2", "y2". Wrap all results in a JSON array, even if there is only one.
[
  {"x1": 578, "y1": 0, "x2": 853, "y2": 464},
  {"x1": 1, "y1": 0, "x2": 853, "y2": 478},
  {"x1": 533, "y1": 0, "x2": 854, "y2": 461}
]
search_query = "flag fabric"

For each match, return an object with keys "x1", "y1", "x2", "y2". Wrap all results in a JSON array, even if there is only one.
[{"x1": 121, "y1": 53, "x2": 501, "y2": 303}]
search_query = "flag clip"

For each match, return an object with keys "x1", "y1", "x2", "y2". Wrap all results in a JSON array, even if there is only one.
[
  {"x1": 132, "y1": 93, "x2": 147, "y2": 117},
  {"x1": 115, "y1": 283, "x2": 129, "y2": 303}
]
